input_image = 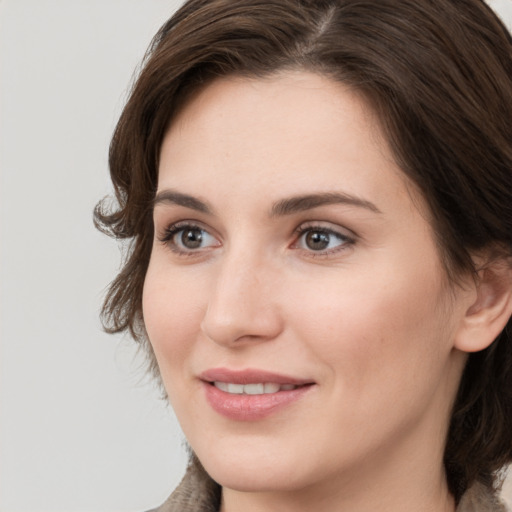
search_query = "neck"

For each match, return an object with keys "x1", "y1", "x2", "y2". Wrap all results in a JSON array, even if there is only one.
[{"x1": 221, "y1": 465, "x2": 455, "y2": 512}]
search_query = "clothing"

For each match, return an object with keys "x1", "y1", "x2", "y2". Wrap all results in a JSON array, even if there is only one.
[
  {"x1": 149, "y1": 462, "x2": 510, "y2": 512},
  {"x1": 148, "y1": 461, "x2": 220, "y2": 512}
]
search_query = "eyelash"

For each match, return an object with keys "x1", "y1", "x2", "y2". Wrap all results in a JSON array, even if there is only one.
[
  {"x1": 158, "y1": 221, "x2": 216, "y2": 257},
  {"x1": 292, "y1": 224, "x2": 355, "y2": 258},
  {"x1": 157, "y1": 221, "x2": 355, "y2": 258}
]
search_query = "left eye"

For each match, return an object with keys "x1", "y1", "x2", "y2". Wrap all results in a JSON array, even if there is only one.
[
  {"x1": 163, "y1": 225, "x2": 218, "y2": 252},
  {"x1": 296, "y1": 228, "x2": 349, "y2": 252}
]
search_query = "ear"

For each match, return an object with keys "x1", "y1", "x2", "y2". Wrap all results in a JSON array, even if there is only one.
[{"x1": 454, "y1": 258, "x2": 512, "y2": 353}]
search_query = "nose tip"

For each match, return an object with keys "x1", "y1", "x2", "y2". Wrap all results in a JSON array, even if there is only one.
[
  {"x1": 201, "y1": 303, "x2": 282, "y2": 346},
  {"x1": 200, "y1": 262, "x2": 283, "y2": 347}
]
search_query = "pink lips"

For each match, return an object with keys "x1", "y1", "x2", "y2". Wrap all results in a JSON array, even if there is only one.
[{"x1": 200, "y1": 368, "x2": 315, "y2": 421}]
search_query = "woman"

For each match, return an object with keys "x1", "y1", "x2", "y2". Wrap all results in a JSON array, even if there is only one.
[{"x1": 95, "y1": 0, "x2": 512, "y2": 510}]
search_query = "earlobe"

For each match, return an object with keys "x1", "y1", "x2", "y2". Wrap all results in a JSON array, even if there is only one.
[{"x1": 454, "y1": 259, "x2": 512, "y2": 353}]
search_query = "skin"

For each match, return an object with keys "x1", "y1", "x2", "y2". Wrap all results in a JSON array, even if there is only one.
[{"x1": 142, "y1": 72, "x2": 484, "y2": 512}]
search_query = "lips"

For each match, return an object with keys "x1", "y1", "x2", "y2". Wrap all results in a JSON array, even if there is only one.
[
  {"x1": 200, "y1": 368, "x2": 313, "y2": 386},
  {"x1": 199, "y1": 368, "x2": 315, "y2": 421}
]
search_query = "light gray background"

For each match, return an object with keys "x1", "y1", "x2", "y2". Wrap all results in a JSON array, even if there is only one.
[{"x1": 1, "y1": 1, "x2": 512, "y2": 511}]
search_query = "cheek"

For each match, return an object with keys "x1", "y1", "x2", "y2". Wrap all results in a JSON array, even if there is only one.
[
  {"x1": 286, "y1": 259, "x2": 454, "y2": 402},
  {"x1": 142, "y1": 262, "x2": 206, "y2": 380}
]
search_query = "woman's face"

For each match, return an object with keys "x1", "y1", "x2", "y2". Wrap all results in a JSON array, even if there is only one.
[{"x1": 143, "y1": 72, "x2": 470, "y2": 497}]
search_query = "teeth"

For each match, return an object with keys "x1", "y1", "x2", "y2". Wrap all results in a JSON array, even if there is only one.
[
  {"x1": 264, "y1": 383, "x2": 280, "y2": 393},
  {"x1": 226, "y1": 383, "x2": 244, "y2": 394},
  {"x1": 215, "y1": 382, "x2": 229, "y2": 392},
  {"x1": 244, "y1": 383, "x2": 264, "y2": 395},
  {"x1": 214, "y1": 382, "x2": 298, "y2": 395}
]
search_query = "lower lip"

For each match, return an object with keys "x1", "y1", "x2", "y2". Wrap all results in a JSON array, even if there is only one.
[{"x1": 203, "y1": 382, "x2": 314, "y2": 421}]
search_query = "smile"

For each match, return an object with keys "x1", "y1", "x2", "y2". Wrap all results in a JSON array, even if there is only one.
[
  {"x1": 213, "y1": 382, "x2": 299, "y2": 394},
  {"x1": 200, "y1": 369, "x2": 315, "y2": 421}
]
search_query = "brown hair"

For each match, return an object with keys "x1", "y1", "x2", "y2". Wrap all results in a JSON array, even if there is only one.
[{"x1": 95, "y1": 0, "x2": 512, "y2": 500}]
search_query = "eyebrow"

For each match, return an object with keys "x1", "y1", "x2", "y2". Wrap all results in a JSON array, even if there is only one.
[
  {"x1": 152, "y1": 189, "x2": 381, "y2": 216},
  {"x1": 270, "y1": 192, "x2": 381, "y2": 216},
  {"x1": 153, "y1": 190, "x2": 212, "y2": 213}
]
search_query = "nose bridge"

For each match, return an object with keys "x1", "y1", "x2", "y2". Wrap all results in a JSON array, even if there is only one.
[{"x1": 201, "y1": 244, "x2": 282, "y2": 346}]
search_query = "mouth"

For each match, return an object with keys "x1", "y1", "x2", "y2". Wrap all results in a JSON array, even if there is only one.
[
  {"x1": 199, "y1": 367, "x2": 314, "y2": 389},
  {"x1": 199, "y1": 368, "x2": 315, "y2": 421},
  {"x1": 211, "y1": 382, "x2": 303, "y2": 394}
]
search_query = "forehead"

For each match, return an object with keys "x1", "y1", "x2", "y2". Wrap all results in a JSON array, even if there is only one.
[
  {"x1": 158, "y1": 71, "x2": 421, "y2": 218},
  {"x1": 167, "y1": 72, "x2": 380, "y2": 143}
]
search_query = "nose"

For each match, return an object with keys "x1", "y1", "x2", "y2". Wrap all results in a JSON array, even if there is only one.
[{"x1": 200, "y1": 252, "x2": 284, "y2": 347}]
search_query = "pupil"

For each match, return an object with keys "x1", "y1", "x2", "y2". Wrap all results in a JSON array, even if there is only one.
[
  {"x1": 306, "y1": 231, "x2": 329, "y2": 250},
  {"x1": 182, "y1": 229, "x2": 203, "y2": 249}
]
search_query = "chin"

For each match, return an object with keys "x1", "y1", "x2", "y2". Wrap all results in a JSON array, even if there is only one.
[
  {"x1": 208, "y1": 465, "x2": 307, "y2": 494},
  {"x1": 196, "y1": 443, "x2": 312, "y2": 493}
]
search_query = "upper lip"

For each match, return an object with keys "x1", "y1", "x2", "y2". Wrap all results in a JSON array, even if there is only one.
[{"x1": 199, "y1": 368, "x2": 314, "y2": 386}]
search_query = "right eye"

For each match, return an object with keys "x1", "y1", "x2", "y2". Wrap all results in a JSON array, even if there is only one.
[{"x1": 160, "y1": 223, "x2": 220, "y2": 254}]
